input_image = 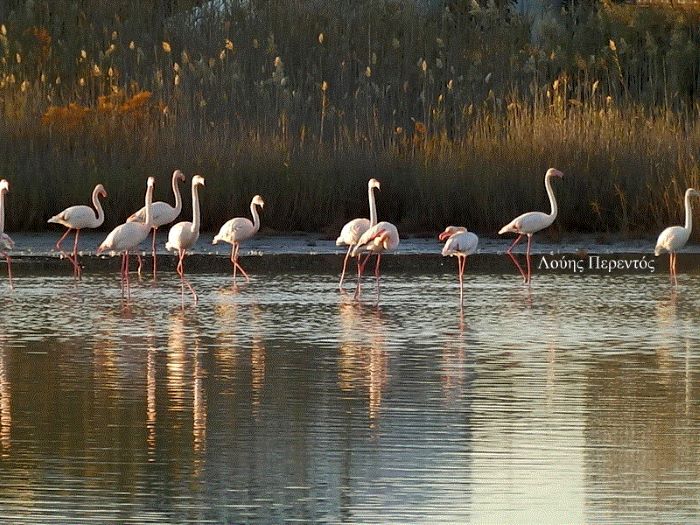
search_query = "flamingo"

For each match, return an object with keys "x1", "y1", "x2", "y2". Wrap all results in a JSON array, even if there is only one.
[
  {"x1": 166, "y1": 175, "x2": 205, "y2": 303},
  {"x1": 498, "y1": 168, "x2": 564, "y2": 284},
  {"x1": 351, "y1": 221, "x2": 400, "y2": 297},
  {"x1": 48, "y1": 183, "x2": 107, "y2": 278},
  {"x1": 212, "y1": 195, "x2": 264, "y2": 286},
  {"x1": 655, "y1": 188, "x2": 700, "y2": 286},
  {"x1": 439, "y1": 226, "x2": 479, "y2": 306},
  {"x1": 128, "y1": 169, "x2": 185, "y2": 278},
  {"x1": 0, "y1": 179, "x2": 14, "y2": 289},
  {"x1": 97, "y1": 177, "x2": 155, "y2": 298},
  {"x1": 336, "y1": 178, "x2": 381, "y2": 290}
]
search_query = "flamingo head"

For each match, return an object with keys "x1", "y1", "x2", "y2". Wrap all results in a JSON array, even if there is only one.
[
  {"x1": 0, "y1": 179, "x2": 9, "y2": 193},
  {"x1": 95, "y1": 183, "x2": 107, "y2": 198},
  {"x1": 192, "y1": 175, "x2": 205, "y2": 187},
  {"x1": 252, "y1": 194, "x2": 265, "y2": 208},
  {"x1": 174, "y1": 169, "x2": 186, "y2": 182},
  {"x1": 147, "y1": 176, "x2": 155, "y2": 188},
  {"x1": 686, "y1": 188, "x2": 700, "y2": 198},
  {"x1": 439, "y1": 225, "x2": 466, "y2": 241},
  {"x1": 546, "y1": 168, "x2": 564, "y2": 179},
  {"x1": 368, "y1": 178, "x2": 381, "y2": 191}
]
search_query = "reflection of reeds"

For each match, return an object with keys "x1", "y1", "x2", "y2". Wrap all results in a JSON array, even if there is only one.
[
  {"x1": 0, "y1": 348, "x2": 10, "y2": 456},
  {"x1": 1, "y1": 3, "x2": 700, "y2": 234}
]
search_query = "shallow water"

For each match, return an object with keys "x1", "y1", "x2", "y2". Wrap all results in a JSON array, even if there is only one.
[{"x1": 0, "y1": 270, "x2": 699, "y2": 523}]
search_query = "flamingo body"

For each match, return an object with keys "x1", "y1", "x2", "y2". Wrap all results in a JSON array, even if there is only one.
[
  {"x1": 351, "y1": 221, "x2": 399, "y2": 298},
  {"x1": 499, "y1": 168, "x2": 564, "y2": 284},
  {"x1": 440, "y1": 226, "x2": 478, "y2": 306},
  {"x1": 654, "y1": 188, "x2": 699, "y2": 285},
  {"x1": 336, "y1": 217, "x2": 371, "y2": 247},
  {"x1": 212, "y1": 195, "x2": 264, "y2": 285}
]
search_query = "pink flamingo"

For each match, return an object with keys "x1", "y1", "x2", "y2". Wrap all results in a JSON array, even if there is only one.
[
  {"x1": 166, "y1": 175, "x2": 205, "y2": 303},
  {"x1": 655, "y1": 188, "x2": 700, "y2": 286},
  {"x1": 439, "y1": 226, "x2": 479, "y2": 306},
  {"x1": 498, "y1": 168, "x2": 564, "y2": 284},
  {"x1": 351, "y1": 221, "x2": 400, "y2": 297},
  {"x1": 128, "y1": 169, "x2": 185, "y2": 278},
  {"x1": 97, "y1": 177, "x2": 155, "y2": 298},
  {"x1": 48, "y1": 183, "x2": 107, "y2": 278},
  {"x1": 212, "y1": 194, "x2": 264, "y2": 286},
  {"x1": 336, "y1": 179, "x2": 380, "y2": 290},
  {"x1": 0, "y1": 180, "x2": 14, "y2": 289}
]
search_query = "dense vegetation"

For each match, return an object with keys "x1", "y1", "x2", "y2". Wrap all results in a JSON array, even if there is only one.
[{"x1": 0, "y1": 0, "x2": 699, "y2": 236}]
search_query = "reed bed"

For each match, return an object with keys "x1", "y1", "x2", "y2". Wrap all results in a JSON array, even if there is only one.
[{"x1": 0, "y1": 0, "x2": 699, "y2": 236}]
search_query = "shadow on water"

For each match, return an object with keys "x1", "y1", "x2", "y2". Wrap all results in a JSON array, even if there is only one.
[{"x1": 0, "y1": 271, "x2": 699, "y2": 522}]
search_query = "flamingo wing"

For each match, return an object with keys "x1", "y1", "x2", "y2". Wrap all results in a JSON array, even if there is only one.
[
  {"x1": 336, "y1": 218, "x2": 371, "y2": 246},
  {"x1": 655, "y1": 226, "x2": 687, "y2": 255},
  {"x1": 128, "y1": 201, "x2": 177, "y2": 227},
  {"x1": 213, "y1": 218, "x2": 255, "y2": 245}
]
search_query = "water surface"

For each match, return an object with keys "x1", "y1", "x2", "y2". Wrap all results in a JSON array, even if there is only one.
[{"x1": 0, "y1": 270, "x2": 699, "y2": 523}]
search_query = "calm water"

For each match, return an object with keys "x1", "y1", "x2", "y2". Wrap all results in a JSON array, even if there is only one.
[{"x1": 0, "y1": 269, "x2": 699, "y2": 523}]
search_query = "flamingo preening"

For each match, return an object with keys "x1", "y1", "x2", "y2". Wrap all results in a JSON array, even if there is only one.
[
  {"x1": 128, "y1": 169, "x2": 185, "y2": 278},
  {"x1": 0, "y1": 180, "x2": 14, "y2": 289},
  {"x1": 48, "y1": 183, "x2": 107, "y2": 278},
  {"x1": 166, "y1": 175, "x2": 205, "y2": 303},
  {"x1": 97, "y1": 177, "x2": 155, "y2": 298},
  {"x1": 336, "y1": 178, "x2": 381, "y2": 291},
  {"x1": 351, "y1": 220, "x2": 400, "y2": 298},
  {"x1": 655, "y1": 188, "x2": 700, "y2": 286},
  {"x1": 439, "y1": 226, "x2": 479, "y2": 306},
  {"x1": 212, "y1": 194, "x2": 264, "y2": 286},
  {"x1": 498, "y1": 168, "x2": 564, "y2": 284}
]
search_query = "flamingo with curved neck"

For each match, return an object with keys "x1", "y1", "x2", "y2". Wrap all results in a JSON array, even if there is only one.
[
  {"x1": 213, "y1": 194, "x2": 265, "y2": 286},
  {"x1": 48, "y1": 183, "x2": 107, "y2": 278},
  {"x1": 335, "y1": 178, "x2": 381, "y2": 291},
  {"x1": 0, "y1": 179, "x2": 15, "y2": 289},
  {"x1": 128, "y1": 169, "x2": 185, "y2": 278},
  {"x1": 166, "y1": 175, "x2": 206, "y2": 303},
  {"x1": 655, "y1": 188, "x2": 700, "y2": 286},
  {"x1": 498, "y1": 168, "x2": 564, "y2": 284}
]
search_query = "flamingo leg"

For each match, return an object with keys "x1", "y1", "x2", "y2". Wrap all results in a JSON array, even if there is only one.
[
  {"x1": 72, "y1": 229, "x2": 82, "y2": 279},
  {"x1": 1, "y1": 252, "x2": 12, "y2": 290},
  {"x1": 233, "y1": 243, "x2": 250, "y2": 283},
  {"x1": 55, "y1": 228, "x2": 76, "y2": 273},
  {"x1": 230, "y1": 244, "x2": 237, "y2": 284},
  {"x1": 506, "y1": 234, "x2": 527, "y2": 282},
  {"x1": 525, "y1": 234, "x2": 533, "y2": 284},
  {"x1": 355, "y1": 253, "x2": 372, "y2": 299},
  {"x1": 125, "y1": 251, "x2": 131, "y2": 300},
  {"x1": 506, "y1": 234, "x2": 524, "y2": 254},
  {"x1": 178, "y1": 248, "x2": 198, "y2": 303},
  {"x1": 339, "y1": 245, "x2": 353, "y2": 291},
  {"x1": 136, "y1": 253, "x2": 143, "y2": 279},
  {"x1": 152, "y1": 228, "x2": 158, "y2": 280}
]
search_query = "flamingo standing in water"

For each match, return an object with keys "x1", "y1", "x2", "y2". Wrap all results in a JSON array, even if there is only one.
[
  {"x1": 655, "y1": 187, "x2": 700, "y2": 286},
  {"x1": 336, "y1": 178, "x2": 381, "y2": 290},
  {"x1": 97, "y1": 177, "x2": 155, "y2": 298},
  {"x1": 128, "y1": 169, "x2": 185, "y2": 278},
  {"x1": 498, "y1": 168, "x2": 564, "y2": 284},
  {"x1": 166, "y1": 175, "x2": 205, "y2": 303},
  {"x1": 439, "y1": 226, "x2": 479, "y2": 306},
  {"x1": 48, "y1": 183, "x2": 107, "y2": 278},
  {"x1": 212, "y1": 195, "x2": 264, "y2": 286},
  {"x1": 0, "y1": 180, "x2": 14, "y2": 289},
  {"x1": 351, "y1": 221, "x2": 400, "y2": 297}
]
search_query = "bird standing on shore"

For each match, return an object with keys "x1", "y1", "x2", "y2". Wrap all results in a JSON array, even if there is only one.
[
  {"x1": 0, "y1": 179, "x2": 15, "y2": 289},
  {"x1": 440, "y1": 226, "x2": 479, "y2": 306},
  {"x1": 655, "y1": 188, "x2": 700, "y2": 286},
  {"x1": 166, "y1": 175, "x2": 205, "y2": 303},
  {"x1": 351, "y1": 221, "x2": 400, "y2": 298},
  {"x1": 48, "y1": 183, "x2": 107, "y2": 279},
  {"x1": 336, "y1": 178, "x2": 381, "y2": 291},
  {"x1": 128, "y1": 169, "x2": 185, "y2": 279},
  {"x1": 97, "y1": 177, "x2": 155, "y2": 299},
  {"x1": 213, "y1": 194, "x2": 264, "y2": 286},
  {"x1": 499, "y1": 168, "x2": 564, "y2": 284}
]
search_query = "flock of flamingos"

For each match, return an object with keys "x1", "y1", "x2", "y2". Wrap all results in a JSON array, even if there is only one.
[{"x1": 0, "y1": 168, "x2": 698, "y2": 304}]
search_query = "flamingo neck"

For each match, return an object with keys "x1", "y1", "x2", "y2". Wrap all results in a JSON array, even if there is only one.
[
  {"x1": 191, "y1": 183, "x2": 201, "y2": 233},
  {"x1": 368, "y1": 185, "x2": 378, "y2": 226},
  {"x1": 684, "y1": 191, "x2": 693, "y2": 234},
  {"x1": 92, "y1": 186, "x2": 105, "y2": 226},
  {"x1": 545, "y1": 173, "x2": 558, "y2": 220},
  {"x1": 0, "y1": 190, "x2": 5, "y2": 233},
  {"x1": 250, "y1": 201, "x2": 261, "y2": 233},
  {"x1": 172, "y1": 174, "x2": 183, "y2": 214},
  {"x1": 144, "y1": 184, "x2": 154, "y2": 227}
]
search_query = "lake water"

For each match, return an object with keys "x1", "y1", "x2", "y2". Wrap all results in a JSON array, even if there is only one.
[{"x1": 0, "y1": 267, "x2": 699, "y2": 523}]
